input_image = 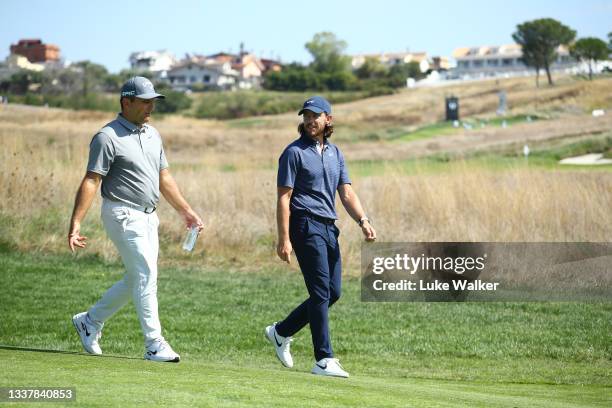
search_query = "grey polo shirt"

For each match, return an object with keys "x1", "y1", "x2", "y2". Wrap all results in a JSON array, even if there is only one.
[
  {"x1": 278, "y1": 135, "x2": 351, "y2": 220},
  {"x1": 87, "y1": 114, "x2": 168, "y2": 208}
]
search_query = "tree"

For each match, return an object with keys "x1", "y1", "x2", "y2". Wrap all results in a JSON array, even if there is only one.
[
  {"x1": 608, "y1": 32, "x2": 612, "y2": 51},
  {"x1": 520, "y1": 46, "x2": 546, "y2": 87},
  {"x1": 322, "y1": 71, "x2": 357, "y2": 91},
  {"x1": 355, "y1": 57, "x2": 388, "y2": 80},
  {"x1": 388, "y1": 61, "x2": 425, "y2": 86},
  {"x1": 104, "y1": 68, "x2": 153, "y2": 92},
  {"x1": 72, "y1": 61, "x2": 109, "y2": 96},
  {"x1": 570, "y1": 37, "x2": 609, "y2": 80},
  {"x1": 512, "y1": 18, "x2": 576, "y2": 86},
  {"x1": 263, "y1": 63, "x2": 323, "y2": 91},
  {"x1": 3, "y1": 70, "x2": 46, "y2": 94},
  {"x1": 305, "y1": 32, "x2": 352, "y2": 74},
  {"x1": 153, "y1": 83, "x2": 192, "y2": 113}
]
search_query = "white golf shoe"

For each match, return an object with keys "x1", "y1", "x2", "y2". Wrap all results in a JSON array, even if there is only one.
[
  {"x1": 144, "y1": 339, "x2": 180, "y2": 363},
  {"x1": 72, "y1": 312, "x2": 102, "y2": 355},
  {"x1": 264, "y1": 323, "x2": 293, "y2": 368},
  {"x1": 311, "y1": 358, "x2": 349, "y2": 378}
]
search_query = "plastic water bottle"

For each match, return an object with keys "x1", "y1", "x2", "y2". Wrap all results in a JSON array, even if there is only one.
[{"x1": 182, "y1": 226, "x2": 199, "y2": 252}]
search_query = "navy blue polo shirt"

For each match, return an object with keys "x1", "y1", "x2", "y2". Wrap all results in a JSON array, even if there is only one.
[{"x1": 278, "y1": 135, "x2": 351, "y2": 220}]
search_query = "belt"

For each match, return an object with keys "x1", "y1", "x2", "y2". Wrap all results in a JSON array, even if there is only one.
[
  {"x1": 292, "y1": 211, "x2": 335, "y2": 225},
  {"x1": 128, "y1": 203, "x2": 157, "y2": 214},
  {"x1": 106, "y1": 199, "x2": 156, "y2": 214}
]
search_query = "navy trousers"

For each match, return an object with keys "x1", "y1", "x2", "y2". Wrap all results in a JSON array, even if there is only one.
[{"x1": 275, "y1": 214, "x2": 342, "y2": 361}]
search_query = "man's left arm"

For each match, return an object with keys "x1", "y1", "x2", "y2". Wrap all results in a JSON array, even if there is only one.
[
  {"x1": 159, "y1": 168, "x2": 203, "y2": 231},
  {"x1": 338, "y1": 183, "x2": 376, "y2": 241}
]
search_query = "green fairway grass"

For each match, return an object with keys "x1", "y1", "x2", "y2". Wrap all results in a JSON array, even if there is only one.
[
  {"x1": 387, "y1": 115, "x2": 541, "y2": 143},
  {"x1": 1, "y1": 252, "x2": 610, "y2": 407},
  {"x1": 336, "y1": 115, "x2": 544, "y2": 144},
  {"x1": 349, "y1": 154, "x2": 612, "y2": 178},
  {"x1": 349, "y1": 133, "x2": 612, "y2": 177},
  {"x1": 2, "y1": 349, "x2": 609, "y2": 408}
]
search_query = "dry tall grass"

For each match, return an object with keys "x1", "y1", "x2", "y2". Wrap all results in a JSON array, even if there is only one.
[{"x1": 1, "y1": 75, "x2": 611, "y2": 274}]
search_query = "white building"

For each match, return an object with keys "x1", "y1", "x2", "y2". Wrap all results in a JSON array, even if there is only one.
[
  {"x1": 452, "y1": 44, "x2": 578, "y2": 79},
  {"x1": 129, "y1": 50, "x2": 176, "y2": 79},
  {"x1": 166, "y1": 60, "x2": 239, "y2": 91},
  {"x1": 203, "y1": 52, "x2": 271, "y2": 89},
  {"x1": 0, "y1": 54, "x2": 46, "y2": 81},
  {"x1": 351, "y1": 52, "x2": 450, "y2": 73}
]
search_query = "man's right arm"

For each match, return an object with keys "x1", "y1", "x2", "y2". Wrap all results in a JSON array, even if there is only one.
[
  {"x1": 276, "y1": 187, "x2": 293, "y2": 264},
  {"x1": 68, "y1": 171, "x2": 102, "y2": 252}
]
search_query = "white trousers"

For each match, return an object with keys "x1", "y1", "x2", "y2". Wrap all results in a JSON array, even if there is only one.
[{"x1": 88, "y1": 199, "x2": 163, "y2": 346}]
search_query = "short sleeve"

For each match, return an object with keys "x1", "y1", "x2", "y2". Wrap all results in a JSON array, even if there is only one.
[
  {"x1": 277, "y1": 148, "x2": 299, "y2": 188},
  {"x1": 338, "y1": 148, "x2": 351, "y2": 186},
  {"x1": 87, "y1": 132, "x2": 115, "y2": 176},
  {"x1": 160, "y1": 144, "x2": 169, "y2": 170}
]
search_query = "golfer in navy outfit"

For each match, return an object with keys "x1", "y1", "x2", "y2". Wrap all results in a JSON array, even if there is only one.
[{"x1": 265, "y1": 96, "x2": 376, "y2": 377}]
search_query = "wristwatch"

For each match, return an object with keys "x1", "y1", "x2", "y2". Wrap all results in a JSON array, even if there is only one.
[{"x1": 358, "y1": 216, "x2": 370, "y2": 227}]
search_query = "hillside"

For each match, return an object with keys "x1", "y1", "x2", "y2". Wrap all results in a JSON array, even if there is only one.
[{"x1": 0, "y1": 74, "x2": 610, "y2": 266}]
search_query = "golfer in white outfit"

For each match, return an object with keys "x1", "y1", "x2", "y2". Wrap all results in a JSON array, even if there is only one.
[{"x1": 68, "y1": 77, "x2": 203, "y2": 362}]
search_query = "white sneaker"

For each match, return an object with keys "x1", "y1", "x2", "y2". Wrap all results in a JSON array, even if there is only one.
[
  {"x1": 72, "y1": 312, "x2": 102, "y2": 355},
  {"x1": 311, "y1": 358, "x2": 349, "y2": 378},
  {"x1": 144, "y1": 339, "x2": 180, "y2": 363},
  {"x1": 264, "y1": 323, "x2": 293, "y2": 368}
]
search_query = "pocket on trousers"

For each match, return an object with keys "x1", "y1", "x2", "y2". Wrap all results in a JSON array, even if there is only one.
[
  {"x1": 290, "y1": 216, "x2": 309, "y2": 243},
  {"x1": 104, "y1": 207, "x2": 130, "y2": 231},
  {"x1": 111, "y1": 208, "x2": 129, "y2": 222}
]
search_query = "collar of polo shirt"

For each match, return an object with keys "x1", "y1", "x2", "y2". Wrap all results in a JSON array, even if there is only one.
[
  {"x1": 300, "y1": 133, "x2": 329, "y2": 147},
  {"x1": 118, "y1": 114, "x2": 147, "y2": 133}
]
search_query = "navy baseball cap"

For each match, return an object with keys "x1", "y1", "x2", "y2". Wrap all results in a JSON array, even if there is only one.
[
  {"x1": 298, "y1": 96, "x2": 331, "y2": 115},
  {"x1": 120, "y1": 76, "x2": 165, "y2": 99}
]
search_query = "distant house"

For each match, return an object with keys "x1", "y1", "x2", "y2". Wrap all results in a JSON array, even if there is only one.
[
  {"x1": 166, "y1": 45, "x2": 283, "y2": 91},
  {"x1": 129, "y1": 50, "x2": 176, "y2": 79},
  {"x1": 10, "y1": 39, "x2": 60, "y2": 63},
  {"x1": 1, "y1": 39, "x2": 60, "y2": 81},
  {"x1": 166, "y1": 60, "x2": 239, "y2": 91},
  {"x1": 351, "y1": 51, "x2": 439, "y2": 73},
  {"x1": 0, "y1": 54, "x2": 46, "y2": 81},
  {"x1": 232, "y1": 54, "x2": 266, "y2": 89},
  {"x1": 204, "y1": 52, "x2": 265, "y2": 89},
  {"x1": 430, "y1": 56, "x2": 451, "y2": 71},
  {"x1": 6, "y1": 54, "x2": 45, "y2": 72},
  {"x1": 260, "y1": 58, "x2": 282, "y2": 73},
  {"x1": 452, "y1": 44, "x2": 577, "y2": 79},
  {"x1": 205, "y1": 49, "x2": 284, "y2": 89}
]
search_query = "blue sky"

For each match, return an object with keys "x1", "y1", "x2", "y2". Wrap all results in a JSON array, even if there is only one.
[{"x1": 1, "y1": 0, "x2": 610, "y2": 72}]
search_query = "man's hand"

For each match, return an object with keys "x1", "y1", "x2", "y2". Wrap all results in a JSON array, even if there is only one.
[
  {"x1": 277, "y1": 239, "x2": 292, "y2": 264},
  {"x1": 361, "y1": 220, "x2": 377, "y2": 242},
  {"x1": 68, "y1": 222, "x2": 88, "y2": 252},
  {"x1": 68, "y1": 172, "x2": 101, "y2": 253},
  {"x1": 181, "y1": 208, "x2": 204, "y2": 232}
]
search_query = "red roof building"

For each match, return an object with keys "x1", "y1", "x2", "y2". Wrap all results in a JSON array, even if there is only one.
[{"x1": 10, "y1": 39, "x2": 60, "y2": 63}]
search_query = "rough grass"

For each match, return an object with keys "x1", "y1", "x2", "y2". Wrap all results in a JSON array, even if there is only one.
[{"x1": 1, "y1": 75, "x2": 611, "y2": 267}]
